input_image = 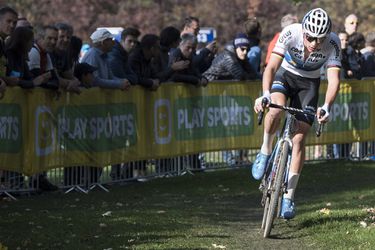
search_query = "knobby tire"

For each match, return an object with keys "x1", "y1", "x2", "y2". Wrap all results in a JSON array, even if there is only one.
[{"x1": 263, "y1": 142, "x2": 289, "y2": 238}]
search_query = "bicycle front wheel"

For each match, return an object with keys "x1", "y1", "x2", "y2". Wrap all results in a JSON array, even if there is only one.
[{"x1": 263, "y1": 141, "x2": 289, "y2": 238}]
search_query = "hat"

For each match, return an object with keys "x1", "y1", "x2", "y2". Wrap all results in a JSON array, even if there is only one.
[
  {"x1": 74, "y1": 63, "x2": 97, "y2": 80},
  {"x1": 90, "y1": 29, "x2": 113, "y2": 43},
  {"x1": 234, "y1": 33, "x2": 250, "y2": 48}
]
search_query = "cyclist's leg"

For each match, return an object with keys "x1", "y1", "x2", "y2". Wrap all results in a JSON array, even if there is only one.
[
  {"x1": 261, "y1": 92, "x2": 287, "y2": 155},
  {"x1": 252, "y1": 69, "x2": 289, "y2": 180},
  {"x1": 281, "y1": 75, "x2": 319, "y2": 218},
  {"x1": 262, "y1": 68, "x2": 291, "y2": 154}
]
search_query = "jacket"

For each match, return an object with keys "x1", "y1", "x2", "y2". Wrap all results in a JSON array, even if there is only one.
[{"x1": 203, "y1": 44, "x2": 257, "y2": 81}]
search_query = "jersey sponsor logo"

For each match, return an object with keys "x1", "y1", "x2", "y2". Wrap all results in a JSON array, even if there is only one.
[
  {"x1": 290, "y1": 47, "x2": 303, "y2": 59},
  {"x1": 329, "y1": 39, "x2": 340, "y2": 58},
  {"x1": 278, "y1": 30, "x2": 291, "y2": 43}
]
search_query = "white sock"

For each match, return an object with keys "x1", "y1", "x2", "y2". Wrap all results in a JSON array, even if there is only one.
[
  {"x1": 284, "y1": 172, "x2": 300, "y2": 200},
  {"x1": 260, "y1": 132, "x2": 275, "y2": 155}
]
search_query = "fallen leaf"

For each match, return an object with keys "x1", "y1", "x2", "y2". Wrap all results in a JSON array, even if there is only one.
[
  {"x1": 99, "y1": 223, "x2": 107, "y2": 228},
  {"x1": 360, "y1": 221, "x2": 367, "y2": 228},
  {"x1": 116, "y1": 202, "x2": 123, "y2": 207},
  {"x1": 212, "y1": 243, "x2": 226, "y2": 249},
  {"x1": 102, "y1": 211, "x2": 112, "y2": 217},
  {"x1": 156, "y1": 210, "x2": 166, "y2": 214},
  {"x1": 318, "y1": 208, "x2": 330, "y2": 215},
  {"x1": 326, "y1": 202, "x2": 332, "y2": 207}
]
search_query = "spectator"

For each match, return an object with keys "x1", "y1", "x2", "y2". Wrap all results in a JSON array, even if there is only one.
[
  {"x1": 5, "y1": 26, "x2": 50, "y2": 88},
  {"x1": 203, "y1": 33, "x2": 257, "y2": 81},
  {"x1": 155, "y1": 26, "x2": 189, "y2": 81},
  {"x1": 360, "y1": 32, "x2": 375, "y2": 77},
  {"x1": 265, "y1": 14, "x2": 298, "y2": 66},
  {"x1": 348, "y1": 32, "x2": 365, "y2": 79},
  {"x1": 74, "y1": 62, "x2": 96, "y2": 87},
  {"x1": 243, "y1": 17, "x2": 262, "y2": 78},
  {"x1": 181, "y1": 16, "x2": 216, "y2": 73},
  {"x1": 181, "y1": 16, "x2": 200, "y2": 36},
  {"x1": 0, "y1": 6, "x2": 18, "y2": 87},
  {"x1": 127, "y1": 34, "x2": 160, "y2": 90},
  {"x1": 344, "y1": 14, "x2": 359, "y2": 37},
  {"x1": 0, "y1": 6, "x2": 17, "y2": 49},
  {"x1": 81, "y1": 29, "x2": 131, "y2": 90},
  {"x1": 107, "y1": 27, "x2": 138, "y2": 83},
  {"x1": 51, "y1": 22, "x2": 74, "y2": 78},
  {"x1": 168, "y1": 33, "x2": 208, "y2": 86}
]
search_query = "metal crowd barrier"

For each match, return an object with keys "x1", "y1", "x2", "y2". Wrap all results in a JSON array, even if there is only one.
[{"x1": 1, "y1": 142, "x2": 374, "y2": 200}]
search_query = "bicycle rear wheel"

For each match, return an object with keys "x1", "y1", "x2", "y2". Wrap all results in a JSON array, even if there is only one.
[{"x1": 263, "y1": 141, "x2": 289, "y2": 238}]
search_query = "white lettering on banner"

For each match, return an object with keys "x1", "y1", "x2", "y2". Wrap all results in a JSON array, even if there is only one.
[
  {"x1": 57, "y1": 114, "x2": 135, "y2": 140},
  {"x1": 0, "y1": 116, "x2": 19, "y2": 140},
  {"x1": 178, "y1": 108, "x2": 205, "y2": 129},
  {"x1": 331, "y1": 102, "x2": 369, "y2": 121},
  {"x1": 176, "y1": 105, "x2": 251, "y2": 129}
]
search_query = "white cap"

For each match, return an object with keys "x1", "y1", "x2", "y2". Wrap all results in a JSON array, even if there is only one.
[{"x1": 90, "y1": 29, "x2": 113, "y2": 43}]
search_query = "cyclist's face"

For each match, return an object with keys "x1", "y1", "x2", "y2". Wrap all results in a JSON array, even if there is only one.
[{"x1": 303, "y1": 33, "x2": 325, "y2": 52}]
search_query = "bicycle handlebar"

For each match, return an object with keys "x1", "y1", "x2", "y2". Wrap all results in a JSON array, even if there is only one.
[{"x1": 257, "y1": 97, "x2": 325, "y2": 137}]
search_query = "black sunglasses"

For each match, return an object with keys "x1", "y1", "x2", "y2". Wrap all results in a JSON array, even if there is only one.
[
  {"x1": 304, "y1": 33, "x2": 326, "y2": 44},
  {"x1": 239, "y1": 47, "x2": 249, "y2": 52}
]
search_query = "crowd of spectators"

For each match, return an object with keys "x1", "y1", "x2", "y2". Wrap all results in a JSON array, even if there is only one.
[{"x1": 0, "y1": 5, "x2": 374, "y2": 191}]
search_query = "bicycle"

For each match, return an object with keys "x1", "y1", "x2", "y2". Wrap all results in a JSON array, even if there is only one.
[{"x1": 257, "y1": 98, "x2": 325, "y2": 238}]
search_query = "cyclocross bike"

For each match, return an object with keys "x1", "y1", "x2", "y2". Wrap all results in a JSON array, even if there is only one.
[{"x1": 257, "y1": 98, "x2": 325, "y2": 238}]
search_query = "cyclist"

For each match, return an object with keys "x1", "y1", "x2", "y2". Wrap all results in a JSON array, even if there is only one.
[{"x1": 252, "y1": 8, "x2": 341, "y2": 219}]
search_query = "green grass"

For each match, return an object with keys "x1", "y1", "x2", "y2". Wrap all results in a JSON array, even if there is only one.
[{"x1": 0, "y1": 160, "x2": 374, "y2": 249}]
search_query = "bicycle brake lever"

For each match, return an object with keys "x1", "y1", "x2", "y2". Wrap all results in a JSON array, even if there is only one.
[
  {"x1": 257, "y1": 97, "x2": 269, "y2": 125},
  {"x1": 316, "y1": 109, "x2": 326, "y2": 137}
]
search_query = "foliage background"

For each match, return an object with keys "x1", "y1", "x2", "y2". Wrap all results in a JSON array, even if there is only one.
[{"x1": 2, "y1": 0, "x2": 374, "y2": 53}]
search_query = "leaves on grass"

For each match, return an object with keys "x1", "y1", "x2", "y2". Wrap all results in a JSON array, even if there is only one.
[
  {"x1": 212, "y1": 243, "x2": 226, "y2": 249},
  {"x1": 318, "y1": 208, "x2": 330, "y2": 215},
  {"x1": 156, "y1": 210, "x2": 166, "y2": 214},
  {"x1": 116, "y1": 202, "x2": 123, "y2": 207},
  {"x1": 359, "y1": 221, "x2": 367, "y2": 228},
  {"x1": 99, "y1": 223, "x2": 107, "y2": 228}
]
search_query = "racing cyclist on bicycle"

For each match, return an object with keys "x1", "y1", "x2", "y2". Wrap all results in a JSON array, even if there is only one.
[{"x1": 252, "y1": 8, "x2": 341, "y2": 219}]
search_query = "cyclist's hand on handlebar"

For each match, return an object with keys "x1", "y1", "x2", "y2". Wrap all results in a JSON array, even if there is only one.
[
  {"x1": 254, "y1": 91, "x2": 271, "y2": 113},
  {"x1": 317, "y1": 103, "x2": 329, "y2": 124}
]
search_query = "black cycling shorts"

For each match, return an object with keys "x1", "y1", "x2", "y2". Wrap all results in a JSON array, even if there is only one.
[{"x1": 270, "y1": 67, "x2": 320, "y2": 125}]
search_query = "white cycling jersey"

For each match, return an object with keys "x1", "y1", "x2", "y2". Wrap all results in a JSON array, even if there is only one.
[{"x1": 272, "y1": 23, "x2": 341, "y2": 78}]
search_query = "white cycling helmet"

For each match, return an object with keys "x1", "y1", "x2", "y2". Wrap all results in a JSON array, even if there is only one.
[{"x1": 302, "y1": 8, "x2": 331, "y2": 38}]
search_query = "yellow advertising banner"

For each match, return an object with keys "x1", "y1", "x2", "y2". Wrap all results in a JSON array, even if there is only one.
[{"x1": 0, "y1": 80, "x2": 374, "y2": 175}]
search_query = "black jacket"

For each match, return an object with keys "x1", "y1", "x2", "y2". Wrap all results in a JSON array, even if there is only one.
[
  {"x1": 128, "y1": 48, "x2": 159, "y2": 88},
  {"x1": 168, "y1": 48, "x2": 203, "y2": 85},
  {"x1": 5, "y1": 49, "x2": 34, "y2": 88},
  {"x1": 203, "y1": 44, "x2": 256, "y2": 81}
]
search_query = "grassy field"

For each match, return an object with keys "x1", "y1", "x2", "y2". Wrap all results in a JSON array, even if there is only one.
[{"x1": 0, "y1": 160, "x2": 374, "y2": 250}]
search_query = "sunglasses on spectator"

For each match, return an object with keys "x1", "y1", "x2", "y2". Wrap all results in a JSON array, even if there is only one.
[
  {"x1": 239, "y1": 47, "x2": 249, "y2": 52},
  {"x1": 304, "y1": 33, "x2": 326, "y2": 44}
]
